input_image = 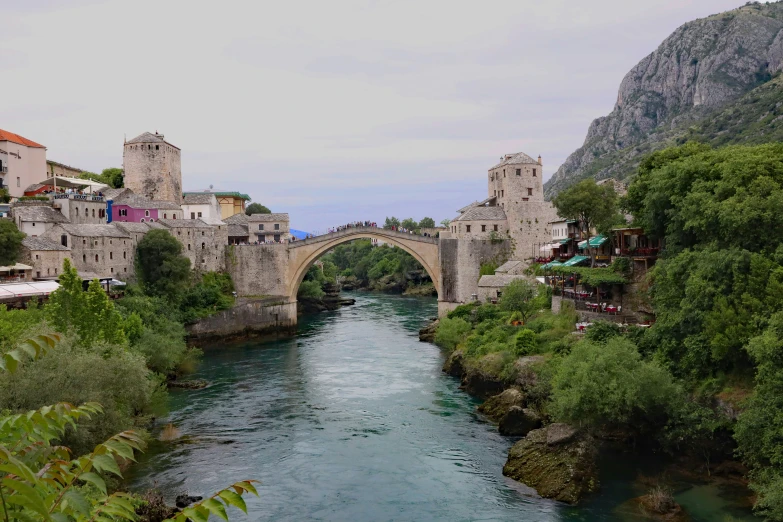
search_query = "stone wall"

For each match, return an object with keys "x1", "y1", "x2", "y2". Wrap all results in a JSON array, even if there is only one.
[
  {"x1": 123, "y1": 141, "x2": 182, "y2": 204},
  {"x1": 54, "y1": 197, "x2": 107, "y2": 225},
  {"x1": 185, "y1": 297, "x2": 297, "y2": 344},
  {"x1": 19, "y1": 248, "x2": 69, "y2": 279},
  {"x1": 438, "y1": 238, "x2": 511, "y2": 315},
  {"x1": 43, "y1": 225, "x2": 135, "y2": 279},
  {"x1": 227, "y1": 243, "x2": 290, "y2": 297}
]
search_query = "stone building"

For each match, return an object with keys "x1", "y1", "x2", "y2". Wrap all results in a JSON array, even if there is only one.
[
  {"x1": 46, "y1": 160, "x2": 83, "y2": 179},
  {"x1": 123, "y1": 132, "x2": 182, "y2": 204},
  {"x1": 157, "y1": 219, "x2": 227, "y2": 272},
  {"x1": 247, "y1": 213, "x2": 290, "y2": 243},
  {"x1": 51, "y1": 194, "x2": 108, "y2": 224},
  {"x1": 114, "y1": 221, "x2": 165, "y2": 250},
  {"x1": 449, "y1": 152, "x2": 558, "y2": 264},
  {"x1": 41, "y1": 224, "x2": 134, "y2": 279},
  {"x1": 19, "y1": 237, "x2": 70, "y2": 279},
  {"x1": 223, "y1": 213, "x2": 249, "y2": 244},
  {"x1": 11, "y1": 203, "x2": 69, "y2": 236}
]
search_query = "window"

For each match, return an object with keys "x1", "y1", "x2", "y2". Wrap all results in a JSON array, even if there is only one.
[
  {"x1": 110, "y1": 252, "x2": 113, "y2": 260},
  {"x1": 35, "y1": 254, "x2": 39, "y2": 260},
  {"x1": 92, "y1": 209, "x2": 95, "y2": 218},
  {"x1": 16, "y1": 177, "x2": 20, "y2": 187},
  {"x1": 188, "y1": 244, "x2": 191, "y2": 250},
  {"x1": 145, "y1": 210, "x2": 150, "y2": 217},
  {"x1": 95, "y1": 254, "x2": 99, "y2": 262},
  {"x1": 83, "y1": 254, "x2": 86, "y2": 262},
  {"x1": 259, "y1": 224, "x2": 264, "y2": 231},
  {"x1": 124, "y1": 267, "x2": 127, "y2": 272},
  {"x1": 32, "y1": 222, "x2": 36, "y2": 227},
  {"x1": 94, "y1": 240, "x2": 98, "y2": 246},
  {"x1": 123, "y1": 251, "x2": 126, "y2": 259},
  {"x1": 494, "y1": 224, "x2": 498, "y2": 232},
  {"x1": 140, "y1": 218, "x2": 145, "y2": 223},
  {"x1": 47, "y1": 268, "x2": 50, "y2": 275},
  {"x1": 156, "y1": 145, "x2": 159, "y2": 150},
  {"x1": 111, "y1": 267, "x2": 114, "y2": 273},
  {"x1": 494, "y1": 190, "x2": 497, "y2": 196},
  {"x1": 522, "y1": 197, "x2": 529, "y2": 202},
  {"x1": 201, "y1": 231, "x2": 205, "y2": 236},
  {"x1": 76, "y1": 208, "x2": 79, "y2": 217},
  {"x1": 201, "y1": 242, "x2": 205, "y2": 250},
  {"x1": 516, "y1": 169, "x2": 521, "y2": 176},
  {"x1": 259, "y1": 235, "x2": 266, "y2": 242},
  {"x1": 274, "y1": 224, "x2": 280, "y2": 230},
  {"x1": 527, "y1": 188, "x2": 533, "y2": 196},
  {"x1": 501, "y1": 190, "x2": 504, "y2": 197},
  {"x1": 83, "y1": 239, "x2": 86, "y2": 245},
  {"x1": 191, "y1": 212, "x2": 195, "y2": 219},
  {"x1": 274, "y1": 234, "x2": 281, "y2": 242},
  {"x1": 36, "y1": 271, "x2": 41, "y2": 278},
  {"x1": 197, "y1": 212, "x2": 202, "y2": 218},
  {"x1": 481, "y1": 225, "x2": 486, "y2": 232},
  {"x1": 533, "y1": 168, "x2": 537, "y2": 177},
  {"x1": 164, "y1": 213, "x2": 167, "y2": 219},
  {"x1": 173, "y1": 215, "x2": 176, "y2": 219},
  {"x1": 466, "y1": 225, "x2": 471, "y2": 233}
]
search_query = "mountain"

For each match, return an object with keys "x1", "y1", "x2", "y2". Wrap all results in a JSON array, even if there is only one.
[{"x1": 545, "y1": 1, "x2": 783, "y2": 197}]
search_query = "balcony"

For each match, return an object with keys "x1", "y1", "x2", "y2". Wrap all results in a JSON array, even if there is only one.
[
  {"x1": 52, "y1": 193, "x2": 104, "y2": 202},
  {"x1": 0, "y1": 166, "x2": 7, "y2": 174},
  {"x1": 618, "y1": 247, "x2": 660, "y2": 258}
]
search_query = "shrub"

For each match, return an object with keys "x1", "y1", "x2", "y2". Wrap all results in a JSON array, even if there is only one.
[
  {"x1": 475, "y1": 303, "x2": 502, "y2": 323},
  {"x1": 550, "y1": 337, "x2": 682, "y2": 429},
  {"x1": 584, "y1": 321, "x2": 622, "y2": 343},
  {"x1": 447, "y1": 302, "x2": 478, "y2": 320},
  {"x1": 298, "y1": 280, "x2": 325, "y2": 299},
  {"x1": 514, "y1": 329, "x2": 537, "y2": 356},
  {"x1": 434, "y1": 317, "x2": 472, "y2": 350}
]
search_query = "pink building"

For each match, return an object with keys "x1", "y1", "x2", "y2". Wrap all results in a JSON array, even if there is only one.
[{"x1": 105, "y1": 188, "x2": 182, "y2": 223}]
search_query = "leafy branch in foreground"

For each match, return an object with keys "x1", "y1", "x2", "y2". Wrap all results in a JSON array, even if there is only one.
[
  {"x1": 0, "y1": 333, "x2": 61, "y2": 373},
  {"x1": 167, "y1": 481, "x2": 260, "y2": 522}
]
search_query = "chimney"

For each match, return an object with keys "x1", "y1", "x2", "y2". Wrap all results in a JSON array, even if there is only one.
[
  {"x1": 154, "y1": 131, "x2": 164, "y2": 140},
  {"x1": 538, "y1": 155, "x2": 542, "y2": 165}
]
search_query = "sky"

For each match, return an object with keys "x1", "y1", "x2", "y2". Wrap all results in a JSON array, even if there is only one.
[{"x1": 2, "y1": 0, "x2": 744, "y2": 232}]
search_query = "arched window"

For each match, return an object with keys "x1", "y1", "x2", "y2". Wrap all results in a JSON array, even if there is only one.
[
  {"x1": 140, "y1": 218, "x2": 145, "y2": 223},
  {"x1": 188, "y1": 244, "x2": 191, "y2": 250},
  {"x1": 75, "y1": 208, "x2": 79, "y2": 216},
  {"x1": 82, "y1": 254, "x2": 86, "y2": 262},
  {"x1": 145, "y1": 210, "x2": 150, "y2": 217},
  {"x1": 123, "y1": 251, "x2": 126, "y2": 259},
  {"x1": 164, "y1": 213, "x2": 167, "y2": 219}
]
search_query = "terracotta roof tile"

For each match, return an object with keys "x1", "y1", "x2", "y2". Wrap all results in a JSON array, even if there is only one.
[{"x1": 0, "y1": 129, "x2": 45, "y2": 148}]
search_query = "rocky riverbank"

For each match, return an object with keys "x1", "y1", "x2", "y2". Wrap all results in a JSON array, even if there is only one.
[{"x1": 298, "y1": 282, "x2": 356, "y2": 314}]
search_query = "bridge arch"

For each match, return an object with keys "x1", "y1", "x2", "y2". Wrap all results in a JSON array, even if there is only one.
[{"x1": 286, "y1": 228, "x2": 440, "y2": 302}]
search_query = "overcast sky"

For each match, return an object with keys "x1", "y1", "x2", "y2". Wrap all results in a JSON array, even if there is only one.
[{"x1": 2, "y1": 0, "x2": 743, "y2": 231}]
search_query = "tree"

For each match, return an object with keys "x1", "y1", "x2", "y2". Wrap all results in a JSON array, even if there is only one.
[
  {"x1": 245, "y1": 203, "x2": 271, "y2": 215},
  {"x1": 553, "y1": 179, "x2": 618, "y2": 266},
  {"x1": 383, "y1": 216, "x2": 401, "y2": 229},
  {"x1": 440, "y1": 219, "x2": 452, "y2": 228},
  {"x1": 136, "y1": 229, "x2": 191, "y2": 298},
  {"x1": 0, "y1": 220, "x2": 25, "y2": 266},
  {"x1": 499, "y1": 280, "x2": 542, "y2": 322},
  {"x1": 401, "y1": 218, "x2": 418, "y2": 231},
  {"x1": 0, "y1": 187, "x2": 10, "y2": 203},
  {"x1": 418, "y1": 217, "x2": 436, "y2": 229},
  {"x1": 45, "y1": 259, "x2": 126, "y2": 347},
  {"x1": 79, "y1": 168, "x2": 124, "y2": 189}
]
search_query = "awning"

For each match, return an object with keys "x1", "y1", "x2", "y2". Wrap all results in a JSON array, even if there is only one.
[
  {"x1": 0, "y1": 281, "x2": 60, "y2": 300},
  {"x1": 541, "y1": 261, "x2": 563, "y2": 269},
  {"x1": 0, "y1": 263, "x2": 34, "y2": 272},
  {"x1": 578, "y1": 235, "x2": 608, "y2": 249},
  {"x1": 559, "y1": 238, "x2": 571, "y2": 244},
  {"x1": 562, "y1": 255, "x2": 589, "y2": 267},
  {"x1": 540, "y1": 242, "x2": 560, "y2": 252}
]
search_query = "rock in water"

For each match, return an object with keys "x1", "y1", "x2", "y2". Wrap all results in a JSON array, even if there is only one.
[
  {"x1": 499, "y1": 406, "x2": 542, "y2": 436},
  {"x1": 175, "y1": 494, "x2": 203, "y2": 508},
  {"x1": 442, "y1": 350, "x2": 465, "y2": 377},
  {"x1": 418, "y1": 319, "x2": 439, "y2": 342},
  {"x1": 477, "y1": 388, "x2": 525, "y2": 422},
  {"x1": 503, "y1": 423, "x2": 599, "y2": 504}
]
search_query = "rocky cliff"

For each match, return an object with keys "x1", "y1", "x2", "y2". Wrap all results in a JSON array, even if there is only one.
[{"x1": 545, "y1": 1, "x2": 783, "y2": 197}]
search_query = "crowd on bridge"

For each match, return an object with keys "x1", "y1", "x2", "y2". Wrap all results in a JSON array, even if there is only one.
[{"x1": 326, "y1": 221, "x2": 379, "y2": 234}]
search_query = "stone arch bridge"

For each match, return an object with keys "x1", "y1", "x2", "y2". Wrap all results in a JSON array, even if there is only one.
[{"x1": 224, "y1": 226, "x2": 509, "y2": 328}]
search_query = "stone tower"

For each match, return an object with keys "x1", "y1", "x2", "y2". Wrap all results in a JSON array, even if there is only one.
[
  {"x1": 487, "y1": 152, "x2": 558, "y2": 259},
  {"x1": 123, "y1": 132, "x2": 182, "y2": 204}
]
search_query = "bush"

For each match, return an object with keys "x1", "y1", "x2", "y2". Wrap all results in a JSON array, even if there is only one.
[
  {"x1": 584, "y1": 321, "x2": 622, "y2": 343},
  {"x1": 298, "y1": 280, "x2": 325, "y2": 299},
  {"x1": 434, "y1": 317, "x2": 472, "y2": 350},
  {"x1": 550, "y1": 337, "x2": 682, "y2": 429},
  {"x1": 475, "y1": 303, "x2": 502, "y2": 323},
  {"x1": 131, "y1": 327, "x2": 188, "y2": 376},
  {"x1": 514, "y1": 328, "x2": 537, "y2": 356},
  {"x1": 447, "y1": 302, "x2": 478, "y2": 320}
]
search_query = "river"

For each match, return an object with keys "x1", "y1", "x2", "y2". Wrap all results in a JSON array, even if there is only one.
[{"x1": 129, "y1": 293, "x2": 759, "y2": 521}]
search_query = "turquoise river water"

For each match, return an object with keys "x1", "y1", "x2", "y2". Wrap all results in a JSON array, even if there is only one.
[{"x1": 128, "y1": 293, "x2": 759, "y2": 521}]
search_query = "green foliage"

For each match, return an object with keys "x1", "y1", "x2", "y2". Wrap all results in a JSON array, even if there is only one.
[
  {"x1": 610, "y1": 256, "x2": 631, "y2": 274},
  {"x1": 433, "y1": 317, "x2": 472, "y2": 350},
  {"x1": 383, "y1": 216, "x2": 401, "y2": 229},
  {"x1": 245, "y1": 202, "x2": 271, "y2": 215},
  {"x1": 479, "y1": 262, "x2": 498, "y2": 277},
  {"x1": 180, "y1": 272, "x2": 235, "y2": 323},
  {"x1": 584, "y1": 321, "x2": 622, "y2": 344},
  {"x1": 401, "y1": 217, "x2": 418, "y2": 231},
  {"x1": 514, "y1": 328, "x2": 537, "y2": 356},
  {"x1": 0, "y1": 303, "x2": 45, "y2": 352},
  {"x1": 0, "y1": 219, "x2": 24, "y2": 266},
  {"x1": 551, "y1": 338, "x2": 682, "y2": 429},
  {"x1": 549, "y1": 265, "x2": 627, "y2": 285},
  {"x1": 440, "y1": 219, "x2": 452, "y2": 228},
  {"x1": 735, "y1": 312, "x2": 783, "y2": 520},
  {"x1": 419, "y1": 217, "x2": 436, "y2": 229},
  {"x1": 553, "y1": 178, "x2": 618, "y2": 263},
  {"x1": 321, "y1": 239, "x2": 430, "y2": 290},
  {"x1": 80, "y1": 167, "x2": 124, "y2": 188},
  {"x1": 45, "y1": 260, "x2": 126, "y2": 347},
  {"x1": 0, "y1": 187, "x2": 9, "y2": 203},
  {"x1": 627, "y1": 142, "x2": 783, "y2": 254},
  {"x1": 499, "y1": 280, "x2": 546, "y2": 321},
  {"x1": 298, "y1": 280, "x2": 325, "y2": 299},
  {"x1": 136, "y1": 229, "x2": 191, "y2": 298},
  {"x1": 447, "y1": 302, "x2": 478, "y2": 321}
]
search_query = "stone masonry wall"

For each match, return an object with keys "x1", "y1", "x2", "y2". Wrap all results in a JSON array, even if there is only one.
[
  {"x1": 19, "y1": 248, "x2": 69, "y2": 279},
  {"x1": 227, "y1": 243, "x2": 290, "y2": 297},
  {"x1": 123, "y1": 142, "x2": 182, "y2": 204},
  {"x1": 439, "y1": 238, "x2": 511, "y2": 315},
  {"x1": 185, "y1": 297, "x2": 297, "y2": 344}
]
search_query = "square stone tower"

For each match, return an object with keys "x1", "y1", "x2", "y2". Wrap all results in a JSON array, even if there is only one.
[
  {"x1": 488, "y1": 152, "x2": 558, "y2": 259},
  {"x1": 123, "y1": 132, "x2": 182, "y2": 204}
]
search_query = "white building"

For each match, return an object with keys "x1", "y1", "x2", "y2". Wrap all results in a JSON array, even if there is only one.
[{"x1": 0, "y1": 129, "x2": 47, "y2": 199}]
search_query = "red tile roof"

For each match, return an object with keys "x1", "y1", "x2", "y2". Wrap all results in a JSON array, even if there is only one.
[{"x1": 0, "y1": 129, "x2": 45, "y2": 148}]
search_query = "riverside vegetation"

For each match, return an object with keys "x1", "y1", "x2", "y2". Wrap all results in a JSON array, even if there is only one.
[
  {"x1": 0, "y1": 229, "x2": 247, "y2": 520},
  {"x1": 434, "y1": 142, "x2": 783, "y2": 520}
]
